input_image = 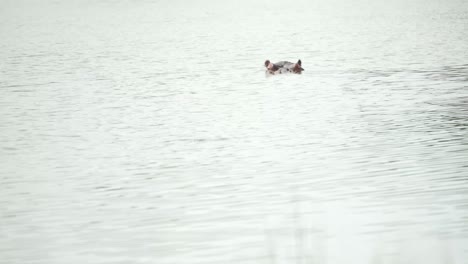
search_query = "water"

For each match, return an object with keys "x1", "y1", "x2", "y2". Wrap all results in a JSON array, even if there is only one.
[{"x1": 1, "y1": 0, "x2": 468, "y2": 263}]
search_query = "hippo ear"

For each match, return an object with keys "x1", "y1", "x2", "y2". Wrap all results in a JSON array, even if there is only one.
[{"x1": 297, "y1": 59, "x2": 302, "y2": 66}]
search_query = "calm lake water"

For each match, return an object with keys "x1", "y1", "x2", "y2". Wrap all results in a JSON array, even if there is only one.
[{"x1": 1, "y1": 0, "x2": 468, "y2": 263}]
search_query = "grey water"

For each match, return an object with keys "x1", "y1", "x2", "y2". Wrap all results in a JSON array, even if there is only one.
[{"x1": 1, "y1": 0, "x2": 468, "y2": 263}]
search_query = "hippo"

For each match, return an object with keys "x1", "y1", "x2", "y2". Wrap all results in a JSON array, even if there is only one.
[{"x1": 264, "y1": 59, "x2": 304, "y2": 75}]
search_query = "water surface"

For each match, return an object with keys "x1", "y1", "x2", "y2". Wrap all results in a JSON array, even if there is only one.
[{"x1": 1, "y1": 0, "x2": 468, "y2": 263}]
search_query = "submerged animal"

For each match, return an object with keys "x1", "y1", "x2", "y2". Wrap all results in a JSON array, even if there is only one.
[{"x1": 264, "y1": 59, "x2": 304, "y2": 75}]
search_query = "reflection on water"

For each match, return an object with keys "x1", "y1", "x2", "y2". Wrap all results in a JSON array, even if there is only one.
[{"x1": 1, "y1": 0, "x2": 468, "y2": 263}]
